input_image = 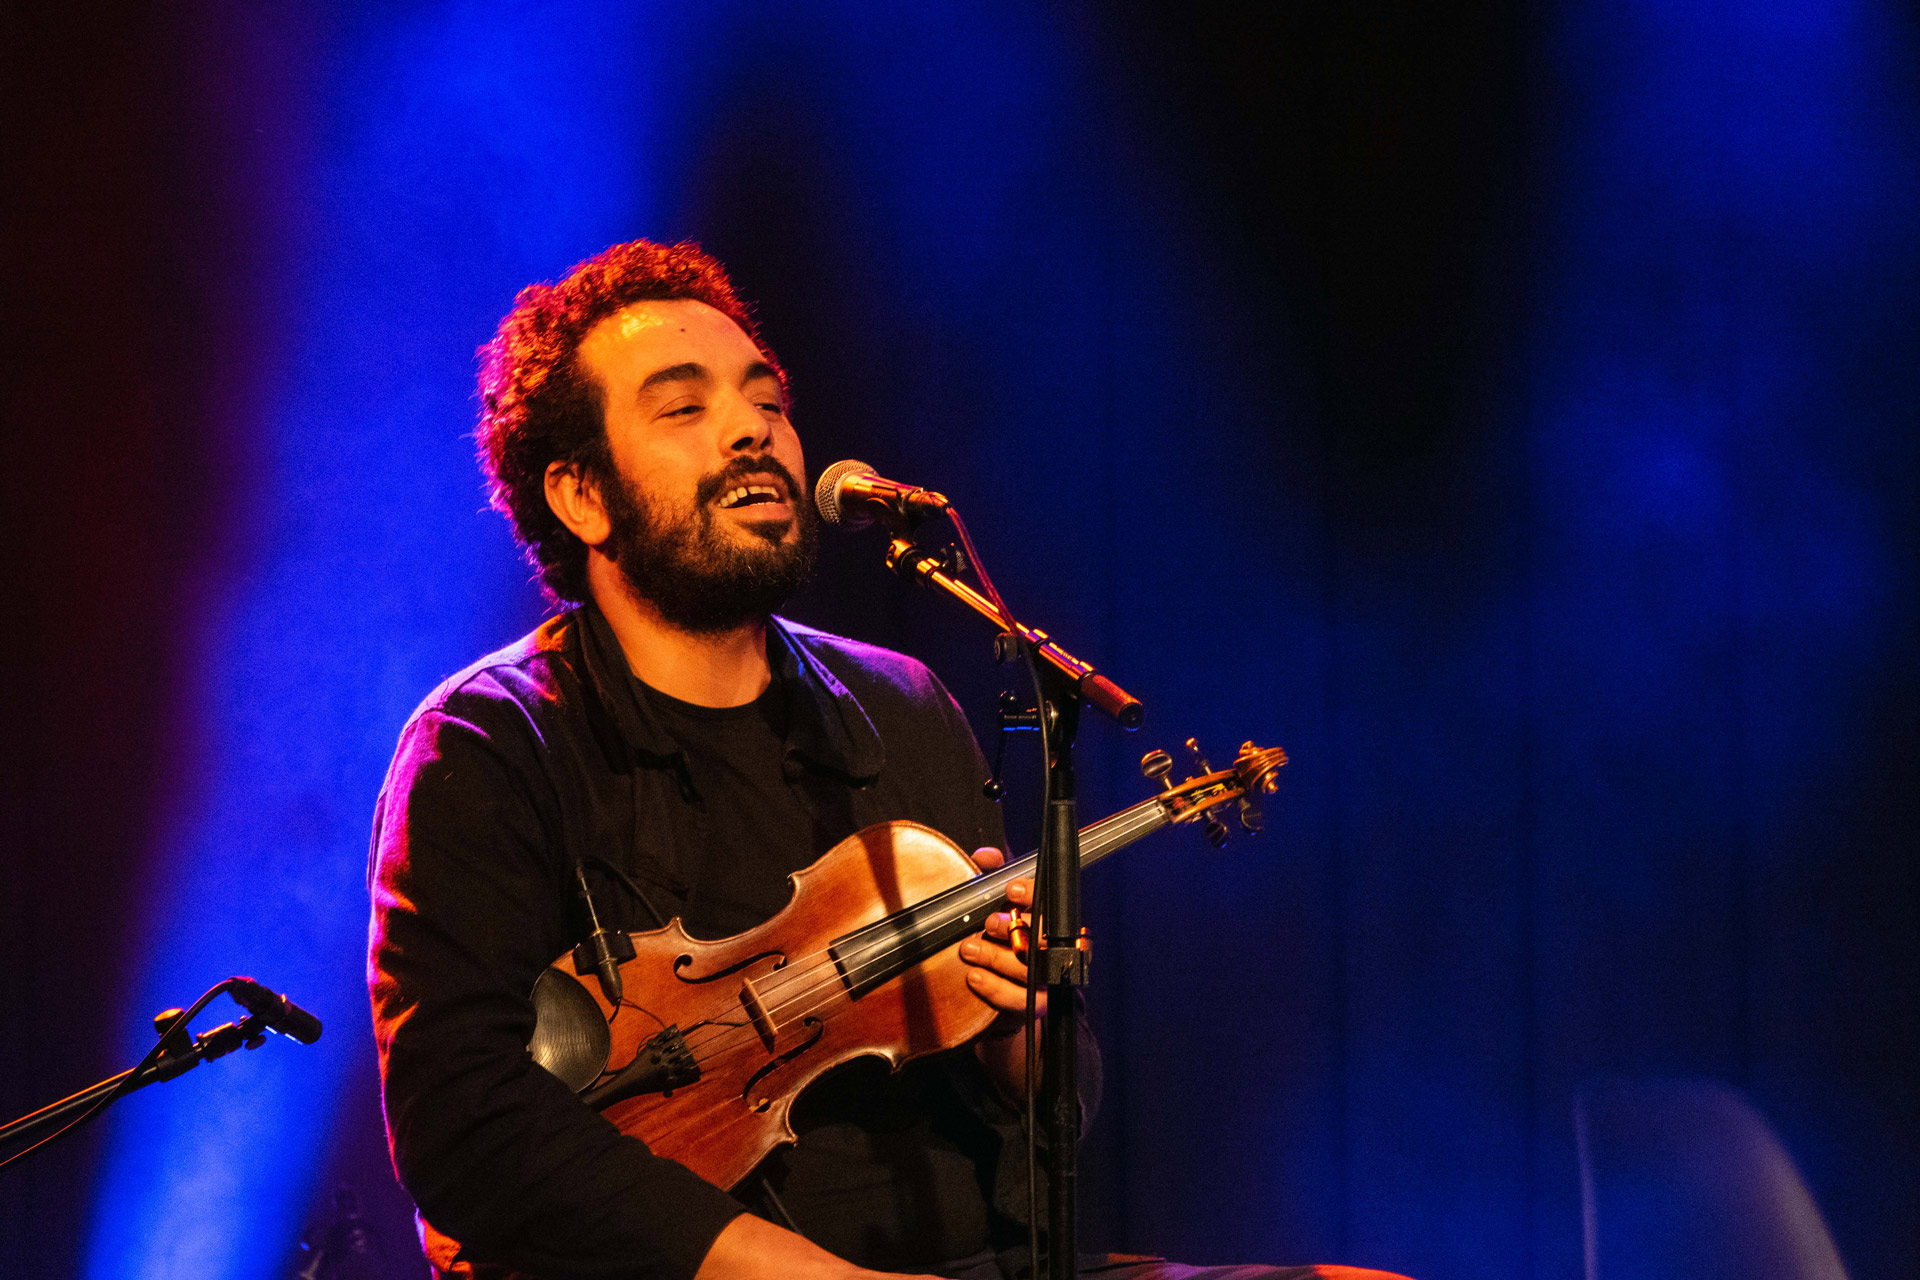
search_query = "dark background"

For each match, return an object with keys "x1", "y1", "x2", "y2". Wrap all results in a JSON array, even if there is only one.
[{"x1": 5, "y1": 2, "x2": 1916, "y2": 1278}]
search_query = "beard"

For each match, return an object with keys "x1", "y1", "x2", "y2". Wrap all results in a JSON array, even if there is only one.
[{"x1": 600, "y1": 455, "x2": 819, "y2": 635}]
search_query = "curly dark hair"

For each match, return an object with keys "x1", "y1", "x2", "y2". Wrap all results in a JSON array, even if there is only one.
[{"x1": 476, "y1": 239, "x2": 786, "y2": 602}]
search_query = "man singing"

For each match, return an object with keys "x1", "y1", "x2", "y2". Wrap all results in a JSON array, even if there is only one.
[{"x1": 369, "y1": 240, "x2": 1407, "y2": 1280}]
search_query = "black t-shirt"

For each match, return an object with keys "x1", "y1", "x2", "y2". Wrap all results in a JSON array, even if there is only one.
[
  {"x1": 643, "y1": 678, "x2": 995, "y2": 1271},
  {"x1": 645, "y1": 680, "x2": 813, "y2": 939}
]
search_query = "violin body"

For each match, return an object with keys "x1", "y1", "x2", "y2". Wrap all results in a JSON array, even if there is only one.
[
  {"x1": 532, "y1": 738, "x2": 1287, "y2": 1191},
  {"x1": 556, "y1": 820, "x2": 1000, "y2": 1191}
]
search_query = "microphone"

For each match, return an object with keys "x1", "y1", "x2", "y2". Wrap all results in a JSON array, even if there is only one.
[
  {"x1": 226, "y1": 977, "x2": 324, "y2": 1044},
  {"x1": 814, "y1": 460, "x2": 949, "y2": 530}
]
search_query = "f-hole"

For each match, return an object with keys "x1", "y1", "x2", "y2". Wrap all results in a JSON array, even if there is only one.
[{"x1": 743, "y1": 1017, "x2": 824, "y2": 1102}]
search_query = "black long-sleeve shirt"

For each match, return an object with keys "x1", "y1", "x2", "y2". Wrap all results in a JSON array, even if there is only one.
[{"x1": 368, "y1": 604, "x2": 1092, "y2": 1280}]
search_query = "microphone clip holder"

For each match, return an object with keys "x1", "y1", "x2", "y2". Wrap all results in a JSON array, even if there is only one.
[
  {"x1": 873, "y1": 493, "x2": 947, "y2": 536},
  {"x1": 984, "y1": 691, "x2": 1044, "y2": 801}
]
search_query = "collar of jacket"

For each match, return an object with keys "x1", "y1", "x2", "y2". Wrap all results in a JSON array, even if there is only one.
[{"x1": 574, "y1": 600, "x2": 885, "y2": 783}]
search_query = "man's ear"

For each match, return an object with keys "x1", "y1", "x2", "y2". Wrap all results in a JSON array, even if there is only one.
[{"x1": 545, "y1": 460, "x2": 612, "y2": 550}]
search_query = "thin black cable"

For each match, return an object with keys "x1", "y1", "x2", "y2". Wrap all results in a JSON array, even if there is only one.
[
  {"x1": 757, "y1": 1170, "x2": 802, "y2": 1233},
  {"x1": 584, "y1": 855, "x2": 670, "y2": 929},
  {"x1": 945, "y1": 501, "x2": 1050, "y2": 1274},
  {"x1": 0, "y1": 979, "x2": 234, "y2": 1172},
  {"x1": 944, "y1": 505, "x2": 1014, "y2": 637}
]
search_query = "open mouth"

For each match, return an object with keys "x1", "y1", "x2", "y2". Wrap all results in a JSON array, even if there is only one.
[{"x1": 717, "y1": 482, "x2": 787, "y2": 511}]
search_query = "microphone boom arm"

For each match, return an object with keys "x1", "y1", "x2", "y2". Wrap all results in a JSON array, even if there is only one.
[{"x1": 884, "y1": 538, "x2": 1144, "y2": 729}]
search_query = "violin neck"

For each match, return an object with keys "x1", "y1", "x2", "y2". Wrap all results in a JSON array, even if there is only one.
[
  {"x1": 1026, "y1": 792, "x2": 1173, "y2": 876},
  {"x1": 971, "y1": 791, "x2": 1178, "y2": 911},
  {"x1": 826, "y1": 795, "x2": 1175, "y2": 998}
]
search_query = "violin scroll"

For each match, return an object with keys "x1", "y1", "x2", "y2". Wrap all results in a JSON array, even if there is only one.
[{"x1": 1143, "y1": 736, "x2": 1289, "y2": 844}]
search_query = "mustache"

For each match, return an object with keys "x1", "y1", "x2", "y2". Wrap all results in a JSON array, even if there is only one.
[{"x1": 694, "y1": 457, "x2": 805, "y2": 508}]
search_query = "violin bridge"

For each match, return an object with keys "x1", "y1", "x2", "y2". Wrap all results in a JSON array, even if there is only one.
[{"x1": 738, "y1": 976, "x2": 779, "y2": 1051}]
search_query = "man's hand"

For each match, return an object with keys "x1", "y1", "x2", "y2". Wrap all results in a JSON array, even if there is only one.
[
  {"x1": 959, "y1": 847, "x2": 1046, "y2": 1022},
  {"x1": 697, "y1": 850, "x2": 1043, "y2": 1280},
  {"x1": 961, "y1": 847, "x2": 1043, "y2": 1100}
]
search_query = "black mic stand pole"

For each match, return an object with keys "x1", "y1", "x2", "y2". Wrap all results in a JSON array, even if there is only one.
[
  {"x1": 1038, "y1": 665, "x2": 1085, "y2": 1280},
  {"x1": 884, "y1": 536, "x2": 1142, "y2": 1280}
]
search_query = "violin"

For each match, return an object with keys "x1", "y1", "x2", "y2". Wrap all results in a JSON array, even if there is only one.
[{"x1": 526, "y1": 738, "x2": 1286, "y2": 1190}]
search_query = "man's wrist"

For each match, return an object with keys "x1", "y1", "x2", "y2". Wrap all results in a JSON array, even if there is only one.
[{"x1": 973, "y1": 1026, "x2": 1036, "y2": 1104}]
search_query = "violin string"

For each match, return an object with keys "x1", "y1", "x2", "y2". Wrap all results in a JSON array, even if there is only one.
[
  {"x1": 596, "y1": 787, "x2": 1253, "y2": 1100},
  {"x1": 668, "y1": 856, "x2": 1031, "y2": 1062},
  {"x1": 668, "y1": 841, "x2": 1054, "y2": 1061},
  {"x1": 671, "y1": 803, "x2": 1164, "y2": 1060},
  {"x1": 660, "y1": 766, "x2": 1271, "y2": 1084},
  {"x1": 740, "y1": 797, "x2": 1167, "y2": 1023},
  {"x1": 660, "y1": 804, "x2": 1172, "y2": 1069},
  {"x1": 667, "y1": 803, "x2": 1172, "y2": 1067}
]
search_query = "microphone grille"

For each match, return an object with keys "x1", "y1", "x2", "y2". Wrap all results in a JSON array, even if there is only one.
[{"x1": 814, "y1": 459, "x2": 877, "y2": 528}]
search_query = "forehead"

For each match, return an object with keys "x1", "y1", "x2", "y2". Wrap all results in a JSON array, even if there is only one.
[{"x1": 577, "y1": 298, "x2": 769, "y2": 389}]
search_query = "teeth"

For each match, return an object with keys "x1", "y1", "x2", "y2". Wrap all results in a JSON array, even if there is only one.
[{"x1": 721, "y1": 484, "x2": 783, "y2": 509}]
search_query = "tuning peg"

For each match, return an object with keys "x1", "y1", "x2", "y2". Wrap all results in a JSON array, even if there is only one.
[
  {"x1": 1237, "y1": 797, "x2": 1264, "y2": 833},
  {"x1": 1140, "y1": 749, "x2": 1174, "y2": 790},
  {"x1": 1232, "y1": 742, "x2": 1264, "y2": 830},
  {"x1": 1178, "y1": 739, "x2": 1230, "y2": 845}
]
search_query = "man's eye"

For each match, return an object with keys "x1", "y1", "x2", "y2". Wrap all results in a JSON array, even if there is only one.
[
  {"x1": 665, "y1": 403, "x2": 704, "y2": 418},
  {"x1": 758, "y1": 402, "x2": 785, "y2": 415}
]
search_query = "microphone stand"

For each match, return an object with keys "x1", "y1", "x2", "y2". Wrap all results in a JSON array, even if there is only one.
[
  {"x1": 0, "y1": 982, "x2": 321, "y2": 1161},
  {"x1": 884, "y1": 534, "x2": 1142, "y2": 1280}
]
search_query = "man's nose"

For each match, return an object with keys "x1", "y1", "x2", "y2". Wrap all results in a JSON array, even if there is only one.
[{"x1": 718, "y1": 390, "x2": 773, "y2": 454}]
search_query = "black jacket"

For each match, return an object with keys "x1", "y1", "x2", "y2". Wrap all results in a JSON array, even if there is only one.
[{"x1": 368, "y1": 605, "x2": 1091, "y2": 1280}]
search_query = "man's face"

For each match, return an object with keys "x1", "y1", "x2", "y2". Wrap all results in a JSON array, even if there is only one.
[{"x1": 575, "y1": 298, "x2": 815, "y2": 632}]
